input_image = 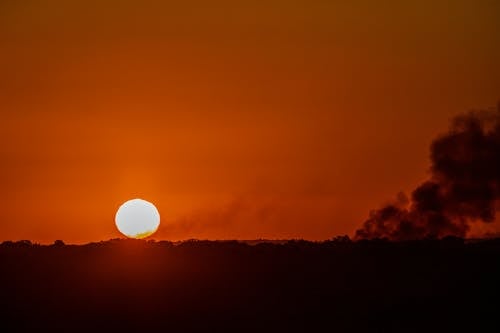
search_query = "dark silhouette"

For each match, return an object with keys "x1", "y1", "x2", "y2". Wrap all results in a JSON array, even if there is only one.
[
  {"x1": 356, "y1": 104, "x2": 500, "y2": 240},
  {"x1": 52, "y1": 239, "x2": 65, "y2": 246},
  {"x1": 1, "y1": 238, "x2": 499, "y2": 332}
]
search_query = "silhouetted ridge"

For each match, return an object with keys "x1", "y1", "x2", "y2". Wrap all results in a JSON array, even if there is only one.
[{"x1": 1, "y1": 238, "x2": 499, "y2": 332}]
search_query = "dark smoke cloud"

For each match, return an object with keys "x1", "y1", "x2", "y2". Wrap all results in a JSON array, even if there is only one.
[{"x1": 355, "y1": 104, "x2": 500, "y2": 240}]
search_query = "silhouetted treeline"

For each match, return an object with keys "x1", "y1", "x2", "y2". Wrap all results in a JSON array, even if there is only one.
[{"x1": 1, "y1": 238, "x2": 499, "y2": 332}]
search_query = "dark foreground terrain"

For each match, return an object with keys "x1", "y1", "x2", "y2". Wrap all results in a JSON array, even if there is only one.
[{"x1": 1, "y1": 237, "x2": 499, "y2": 332}]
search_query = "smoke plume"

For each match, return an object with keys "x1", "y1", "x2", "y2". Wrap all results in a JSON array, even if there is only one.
[{"x1": 355, "y1": 104, "x2": 500, "y2": 240}]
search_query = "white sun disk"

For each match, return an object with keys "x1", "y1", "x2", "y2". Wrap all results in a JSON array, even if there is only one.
[{"x1": 115, "y1": 199, "x2": 160, "y2": 239}]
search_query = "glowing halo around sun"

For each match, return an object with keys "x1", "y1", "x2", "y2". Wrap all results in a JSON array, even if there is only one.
[{"x1": 115, "y1": 199, "x2": 160, "y2": 239}]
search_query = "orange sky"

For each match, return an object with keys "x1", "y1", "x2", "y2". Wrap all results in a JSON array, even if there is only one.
[{"x1": 1, "y1": 0, "x2": 499, "y2": 243}]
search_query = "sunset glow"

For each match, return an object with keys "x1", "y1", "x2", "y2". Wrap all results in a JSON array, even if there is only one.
[{"x1": 0, "y1": 1, "x2": 498, "y2": 243}]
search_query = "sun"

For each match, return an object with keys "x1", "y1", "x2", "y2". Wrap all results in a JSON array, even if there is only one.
[{"x1": 115, "y1": 199, "x2": 160, "y2": 239}]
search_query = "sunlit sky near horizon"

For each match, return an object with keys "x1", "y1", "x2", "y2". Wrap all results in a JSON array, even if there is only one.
[{"x1": 1, "y1": 0, "x2": 499, "y2": 243}]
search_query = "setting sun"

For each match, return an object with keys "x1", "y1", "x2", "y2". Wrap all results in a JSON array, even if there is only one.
[
  {"x1": 0, "y1": 0, "x2": 499, "y2": 331},
  {"x1": 115, "y1": 199, "x2": 160, "y2": 239}
]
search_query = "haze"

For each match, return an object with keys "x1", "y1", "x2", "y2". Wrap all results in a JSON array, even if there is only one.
[{"x1": 1, "y1": 0, "x2": 499, "y2": 243}]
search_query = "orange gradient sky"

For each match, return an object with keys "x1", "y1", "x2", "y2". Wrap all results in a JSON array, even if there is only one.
[{"x1": 1, "y1": 0, "x2": 499, "y2": 243}]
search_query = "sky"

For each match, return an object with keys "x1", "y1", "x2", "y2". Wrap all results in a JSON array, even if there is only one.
[{"x1": 1, "y1": 0, "x2": 499, "y2": 243}]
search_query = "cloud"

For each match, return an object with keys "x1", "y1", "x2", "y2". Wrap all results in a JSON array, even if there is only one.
[{"x1": 356, "y1": 105, "x2": 500, "y2": 240}]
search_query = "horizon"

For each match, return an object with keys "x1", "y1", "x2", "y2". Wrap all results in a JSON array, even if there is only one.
[
  {"x1": 1, "y1": 2, "x2": 499, "y2": 331},
  {"x1": 2, "y1": 234, "x2": 499, "y2": 246}
]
